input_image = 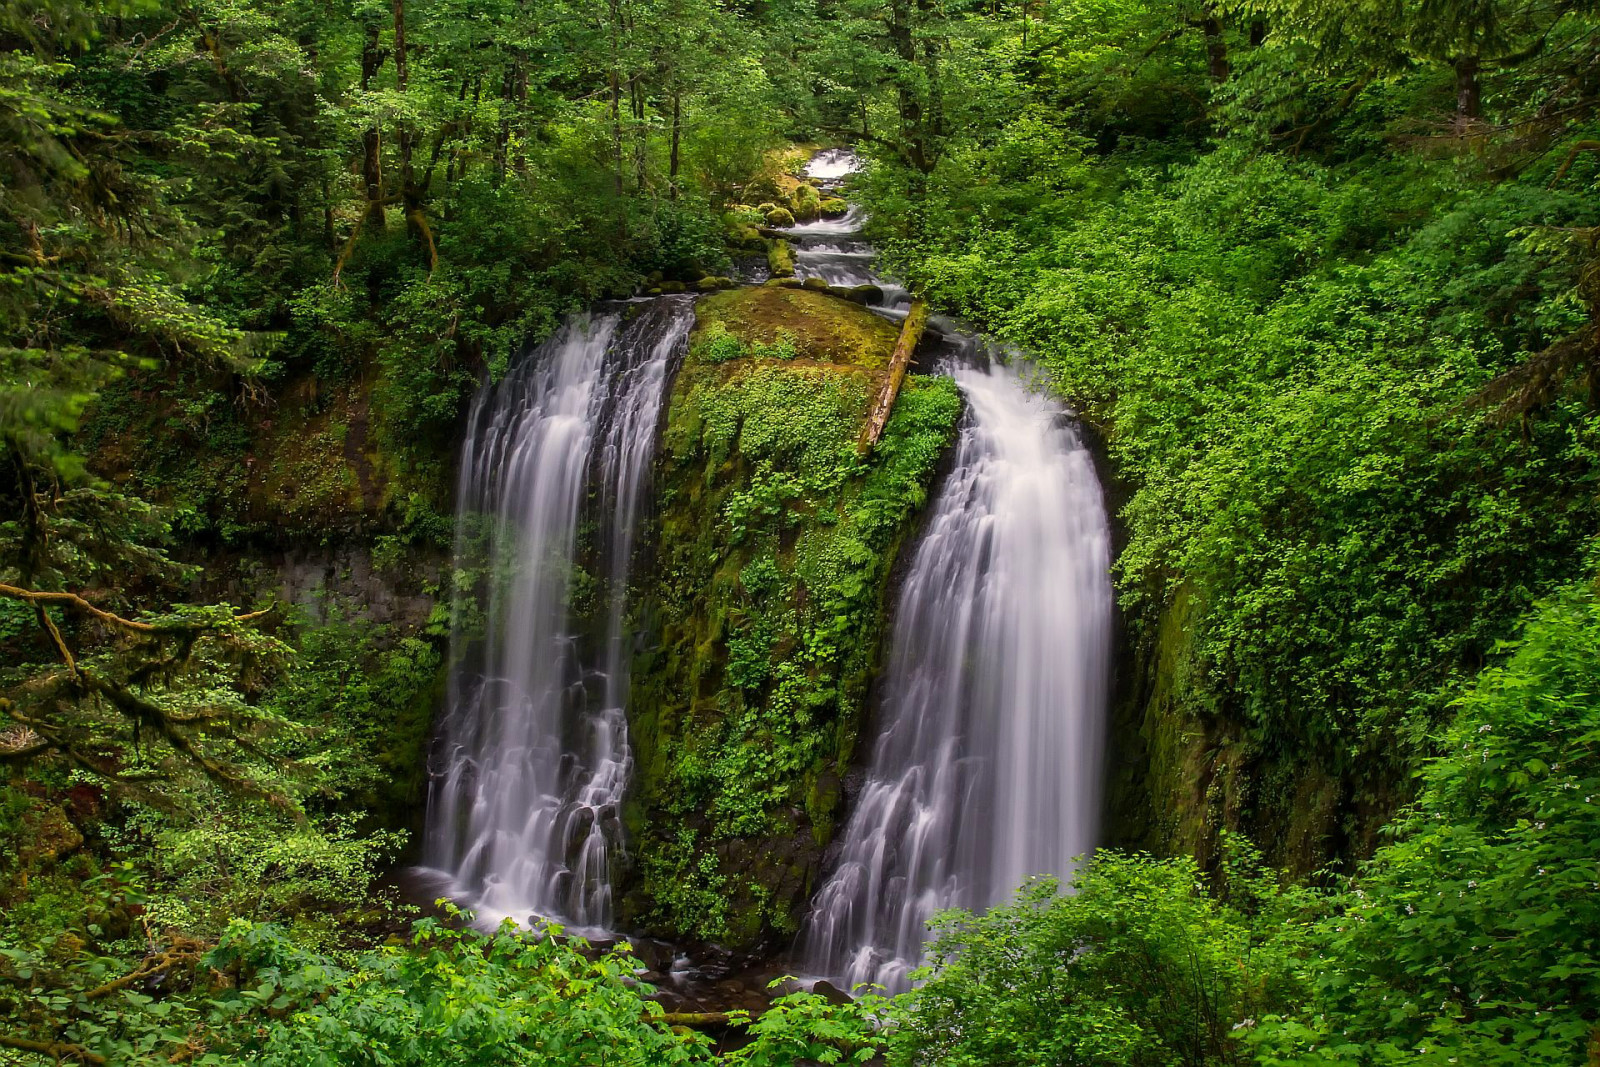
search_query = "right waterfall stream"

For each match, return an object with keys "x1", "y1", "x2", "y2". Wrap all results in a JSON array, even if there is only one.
[{"x1": 793, "y1": 150, "x2": 1115, "y2": 995}]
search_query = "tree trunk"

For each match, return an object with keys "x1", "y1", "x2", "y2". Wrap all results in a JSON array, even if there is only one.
[
  {"x1": 1455, "y1": 55, "x2": 1482, "y2": 121},
  {"x1": 608, "y1": 0, "x2": 625, "y2": 198},
  {"x1": 669, "y1": 91, "x2": 681, "y2": 199},
  {"x1": 889, "y1": 0, "x2": 929, "y2": 172},
  {"x1": 360, "y1": 23, "x2": 387, "y2": 228},
  {"x1": 1202, "y1": 14, "x2": 1229, "y2": 82},
  {"x1": 630, "y1": 74, "x2": 647, "y2": 192},
  {"x1": 394, "y1": 0, "x2": 422, "y2": 249},
  {"x1": 859, "y1": 299, "x2": 930, "y2": 452}
]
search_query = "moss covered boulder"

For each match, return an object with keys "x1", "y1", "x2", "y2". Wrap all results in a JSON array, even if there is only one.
[
  {"x1": 764, "y1": 205, "x2": 795, "y2": 228},
  {"x1": 789, "y1": 184, "x2": 822, "y2": 223},
  {"x1": 820, "y1": 198, "x2": 849, "y2": 219},
  {"x1": 767, "y1": 238, "x2": 795, "y2": 278},
  {"x1": 620, "y1": 287, "x2": 961, "y2": 948}
]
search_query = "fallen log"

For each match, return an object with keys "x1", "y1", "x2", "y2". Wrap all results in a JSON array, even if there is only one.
[
  {"x1": 0, "y1": 1034, "x2": 107, "y2": 1065},
  {"x1": 858, "y1": 299, "x2": 929, "y2": 453}
]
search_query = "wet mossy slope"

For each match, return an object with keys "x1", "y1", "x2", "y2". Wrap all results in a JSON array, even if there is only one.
[{"x1": 619, "y1": 286, "x2": 960, "y2": 948}]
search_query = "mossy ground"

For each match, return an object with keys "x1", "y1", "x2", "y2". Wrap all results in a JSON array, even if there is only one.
[
  {"x1": 620, "y1": 287, "x2": 959, "y2": 947},
  {"x1": 691, "y1": 286, "x2": 898, "y2": 370}
]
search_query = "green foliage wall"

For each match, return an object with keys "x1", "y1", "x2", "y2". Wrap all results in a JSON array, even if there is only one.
[
  {"x1": 619, "y1": 287, "x2": 960, "y2": 946},
  {"x1": 846, "y1": 13, "x2": 1600, "y2": 870}
]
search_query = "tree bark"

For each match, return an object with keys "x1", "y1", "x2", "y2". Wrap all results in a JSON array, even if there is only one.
[
  {"x1": 394, "y1": 0, "x2": 427, "y2": 256},
  {"x1": 1455, "y1": 55, "x2": 1482, "y2": 121},
  {"x1": 669, "y1": 92, "x2": 682, "y2": 199},
  {"x1": 360, "y1": 23, "x2": 387, "y2": 228},
  {"x1": 607, "y1": 0, "x2": 626, "y2": 197},
  {"x1": 0, "y1": 1034, "x2": 106, "y2": 1065},
  {"x1": 1202, "y1": 13, "x2": 1229, "y2": 82}
]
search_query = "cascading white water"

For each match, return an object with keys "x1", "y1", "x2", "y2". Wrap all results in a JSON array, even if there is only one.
[
  {"x1": 422, "y1": 296, "x2": 693, "y2": 934},
  {"x1": 795, "y1": 150, "x2": 1114, "y2": 994},
  {"x1": 800, "y1": 361, "x2": 1114, "y2": 992}
]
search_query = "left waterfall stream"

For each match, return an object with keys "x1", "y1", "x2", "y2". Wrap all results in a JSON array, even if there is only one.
[{"x1": 415, "y1": 295, "x2": 694, "y2": 937}]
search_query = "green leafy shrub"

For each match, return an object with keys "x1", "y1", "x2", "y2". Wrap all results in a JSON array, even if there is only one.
[
  {"x1": 1255, "y1": 572, "x2": 1600, "y2": 1065},
  {"x1": 894, "y1": 847, "x2": 1310, "y2": 1067}
]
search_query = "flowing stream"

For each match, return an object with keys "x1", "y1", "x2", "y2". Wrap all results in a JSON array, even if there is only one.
[
  {"x1": 791, "y1": 151, "x2": 1115, "y2": 993},
  {"x1": 421, "y1": 296, "x2": 693, "y2": 934}
]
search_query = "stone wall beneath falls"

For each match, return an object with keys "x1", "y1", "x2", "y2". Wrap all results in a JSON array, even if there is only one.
[{"x1": 613, "y1": 286, "x2": 961, "y2": 949}]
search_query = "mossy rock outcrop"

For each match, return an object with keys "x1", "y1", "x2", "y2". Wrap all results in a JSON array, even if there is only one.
[
  {"x1": 764, "y1": 206, "x2": 795, "y2": 228},
  {"x1": 766, "y1": 238, "x2": 795, "y2": 278},
  {"x1": 619, "y1": 287, "x2": 961, "y2": 948},
  {"x1": 789, "y1": 184, "x2": 821, "y2": 222},
  {"x1": 820, "y1": 198, "x2": 849, "y2": 219}
]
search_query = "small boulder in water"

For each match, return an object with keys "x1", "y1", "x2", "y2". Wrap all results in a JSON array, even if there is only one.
[
  {"x1": 790, "y1": 185, "x2": 822, "y2": 222},
  {"x1": 802, "y1": 277, "x2": 831, "y2": 292},
  {"x1": 847, "y1": 283, "x2": 883, "y2": 305},
  {"x1": 695, "y1": 276, "x2": 734, "y2": 292},
  {"x1": 659, "y1": 281, "x2": 688, "y2": 294},
  {"x1": 764, "y1": 206, "x2": 795, "y2": 227},
  {"x1": 726, "y1": 221, "x2": 765, "y2": 252},
  {"x1": 821, "y1": 198, "x2": 849, "y2": 219},
  {"x1": 766, "y1": 239, "x2": 795, "y2": 278}
]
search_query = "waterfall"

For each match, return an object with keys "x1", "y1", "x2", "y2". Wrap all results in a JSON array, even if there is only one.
[
  {"x1": 791, "y1": 153, "x2": 1114, "y2": 994},
  {"x1": 422, "y1": 296, "x2": 693, "y2": 933}
]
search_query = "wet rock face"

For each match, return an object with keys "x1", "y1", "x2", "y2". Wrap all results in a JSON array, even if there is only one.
[{"x1": 268, "y1": 544, "x2": 446, "y2": 631}]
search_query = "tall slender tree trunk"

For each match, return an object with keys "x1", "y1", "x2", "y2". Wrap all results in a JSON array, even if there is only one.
[
  {"x1": 394, "y1": 0, "x2": 415, "y2": 212},
  {"x1": 1202, "y1": 13, "x2": 1230, "y2": 82},
  {"x1": 360, "y1": 23, "x2": 387, "y2": 228},
  {"x1": 608, "y1": 0, "x2": 626, "y2": 198},
  {"x1": 495, "y1": 66, "x2": 513, "y2": 180},
  {"x1": 669, "y1": 91, "x2": 681, "y2": 199},
  {"x1": 630, "y1": 75, "x2": 647, "y2": 192},
  {"x1": 1454, "y1": 55, "x2": 1482, "y2": 122},
  {"x1": 889, "y1": 0, "x2": 928, "y2": 173}
]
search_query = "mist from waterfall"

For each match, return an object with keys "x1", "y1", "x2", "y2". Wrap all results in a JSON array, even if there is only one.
[{"x1": 422, "y1": 296, "x2": 693, "y2": 934}]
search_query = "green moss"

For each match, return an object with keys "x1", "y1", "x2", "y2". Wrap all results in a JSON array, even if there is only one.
[
  {"x1": 690, "y1": 286, "x2": 898, "y2": 369},
  {"x1": 790, "y1": 184, "x2": 821, "y2": 222},
  {"x1": 85, "y1": 370, "x2": 427, "y2": 541},
  {"x1": 1106, "y1": 577, "x2": 1356, "y2": 877},
  {"x1": 767, "y1": 238, "x2": 795, "y2": 278},
  {"x1": 621, "y1": 293, "x2": 960, "y2": 946}
]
